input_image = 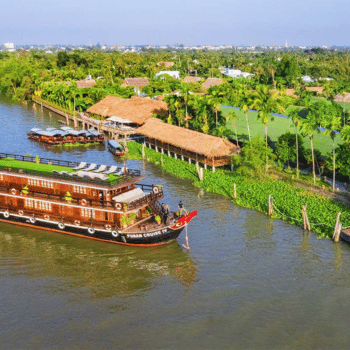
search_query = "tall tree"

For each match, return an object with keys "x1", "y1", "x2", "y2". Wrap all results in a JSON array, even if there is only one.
[
  {"x1": 286, "y1": 107, "x2": 302, "y2": 178},
  {"x1": 252, "y1": 85, "x2": 285, "y2": 172}
]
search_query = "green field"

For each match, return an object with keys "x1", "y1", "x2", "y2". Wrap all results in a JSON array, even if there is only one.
[
  {"x1": 0, "y1": 158, "x2": 121, "y2": 183},
  {"x1": 0, "y1": 158, "x2": 73, "y2": 173},
  {"x1": 221, "y1": 106, "x2": 342, "y2": 156}
]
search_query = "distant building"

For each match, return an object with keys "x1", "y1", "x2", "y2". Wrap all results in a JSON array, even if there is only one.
[
  {"x1": 157, "y1": 62, "x2": 174, "y2": 68},
  {"x1": 121, "y1": 77, "x2": 149, "y2": 88},
  {"x1": 182, "y1": 76, "x2": 202, "y2": 84},
  {"x1": 223, "y1": 68, "x2": 253, "y2": 78},
  {"x1": 4, "y1": 42, "x2": 15, "y2": 52},
  {"x1": 155, "y1": 71, "x2": 180, "y2": 79},
  {"x1": 202, "y1": 78, "x2": 223, "y2": 90}
]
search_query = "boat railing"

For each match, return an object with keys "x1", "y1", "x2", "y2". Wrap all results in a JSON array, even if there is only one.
[
  {"x1": 125, "y1": 189, "x2": 164, "y2": 211},
  {"x1": 0, "y1": 152, "x2": 141, "y2": 186}
]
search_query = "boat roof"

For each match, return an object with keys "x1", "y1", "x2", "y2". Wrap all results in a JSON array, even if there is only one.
[
  {"x1": 88, "y1": 128, "x2": 102, "y2": 136},
  {"x1": 108, "y1": 140, "x2": 123, "y2": 149},
  {"x1": 0, "y1": 153, "x2": 144, "y2": 189},
  {"x1": 112, "y1": 187, "x2": 146, "y2": 203}
]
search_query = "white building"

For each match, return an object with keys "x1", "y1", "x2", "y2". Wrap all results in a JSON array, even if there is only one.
[
  {"x1": 155, "y1": 71, "x2": 180, "y2": 79},
  {"x1": 4, "y1": 42, "x2": 15, "y2": 52},
  {"x1": 223, "y1": 68, "x2": 253, "y2": 79}
]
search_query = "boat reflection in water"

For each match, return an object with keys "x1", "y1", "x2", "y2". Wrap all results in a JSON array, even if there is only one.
[{"x1": 0, "y1": 222, "x2": 198, "y2": 297}]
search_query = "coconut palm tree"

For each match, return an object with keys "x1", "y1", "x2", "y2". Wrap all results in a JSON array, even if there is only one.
[
  {"x1": 252, "y1": 85, "x2": 285, "y2": 172},
  {"x1": 286, "y1": 107, "x2": 301, "y2": 178},
  {"x1": 322, "y1": 112, "x2": 342, "y2": 191},
  {"x1": 238, "y1": 90, "x2": 253, "y2": 141},
  {"x1": 228, "y1": 111, "x2": 240, "y2": 146},
  {"x1": 300, "y1": 113, "x2": 318, "y2": 184}
]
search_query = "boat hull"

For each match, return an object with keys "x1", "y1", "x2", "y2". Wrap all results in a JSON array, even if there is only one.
[{"x1": 0, "y1": 210, "x2": 186, "y2": 247}]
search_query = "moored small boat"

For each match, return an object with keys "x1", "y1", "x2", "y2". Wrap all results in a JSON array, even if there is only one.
[{"x1": 107, "y1": 140, "x2": 125, "y2": 156}]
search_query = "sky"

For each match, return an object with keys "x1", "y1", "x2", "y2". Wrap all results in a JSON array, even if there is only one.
[{"x1": 1, "y1": 0, "x2": 349, "y2": 46}]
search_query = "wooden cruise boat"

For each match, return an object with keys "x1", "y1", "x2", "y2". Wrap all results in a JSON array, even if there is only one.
[
  {"x1": 107, "y1": 140, "x2": 125, "y2": 156},
  {"x1": 28, "y1": 127, "x2": 105, "y2": 145},
  {"x1": 0, "y1": 152, "x2": 197, "y2": 246}
]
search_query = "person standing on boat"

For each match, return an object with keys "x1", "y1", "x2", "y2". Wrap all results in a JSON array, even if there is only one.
[{"x1": 178, "y1": 200, "x2": 185, "y2": 216}]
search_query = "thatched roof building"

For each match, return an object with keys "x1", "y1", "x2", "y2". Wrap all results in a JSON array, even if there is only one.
[
  {"x1": 65, "y1": 80, "x2": 96, "y2": 89},
  {"x1": 157, "y1": 61, "x2": 174, "y2": 68},
  {"x1": 334, "y1": 93, "x2": 350, "y2": 103},
  {"x1": 87, "y1": 96, "x2": 168, "y2": 125},
  {"x1": 202, "y1": 78, "x2": 223, "y2": 90},
  {"x1": 121, "y1": 78, "x2": 149, "y2": 88},
  {"x1": 136, "y1": 118, "x2": 240, "y2": 168},
  {"x1": 183, "y1": 76, "x2": 202, "y2": 84}
]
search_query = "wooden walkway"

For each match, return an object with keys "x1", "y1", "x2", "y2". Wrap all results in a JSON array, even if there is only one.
[{"x1": 32, "y1": 97, "x2": 136, "y2": 141}]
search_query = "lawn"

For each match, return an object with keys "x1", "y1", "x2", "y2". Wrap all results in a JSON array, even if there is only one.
[
  {"x1": 221, "y1": 106, "x2": 343, "y2": 156},
  {"x1": 0, "y1": 158, "x2": 123, "y2": 183},
  {"x1": 0, "y1": 158, "x2": 73, "y2": 173}
]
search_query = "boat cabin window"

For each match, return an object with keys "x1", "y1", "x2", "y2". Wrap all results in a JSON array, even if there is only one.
[
  {"x1": 28, "y1": 178, "x2": 41, "y2": 186},
  {"x1": 25, "y1": 199, "x2": 52, "y2": 211},
  {"x1": 41, "y1": 180, "x2": 54, "y2": 189},
  {"x1": 81, "y1": 208, "x2": 95, "y2": 218},
  {"x1": 73, "y1": 185, "x2": 87, "y2": 194}
]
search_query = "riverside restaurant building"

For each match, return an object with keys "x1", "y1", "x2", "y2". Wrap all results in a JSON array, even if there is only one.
[
  {"x1": 136, "y1": 118, "x2": 240, "y2": 170},
  {"x1": 87, "y1": 96, "x2": 168, "y2": 127}
]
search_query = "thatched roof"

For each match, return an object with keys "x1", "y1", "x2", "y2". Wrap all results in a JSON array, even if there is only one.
[
  {"x1": 87, "y1": 96, "x2": 168, "y2": 125},
  {"x1": 136, "y1": 118, "x2": 240, "y2": 158},
  {"x1": 121, "y1": 78, "x2": 149, "y2": 88},
  {"x1": 65, "y1": 80, "x2": 96, "y2": 89},
  {"x1": 183, "y1": 76, "x2": 202, "y2": 84},
  {"x1": 157, "y1": 61, "x2": 174, "y2": 68},
  {"x1": 334, "y1": 93, "x2": 350, "y2": 102},
  {"x1": 306, "y1": 86, "x2": 324, "y2": 94},
  {"x1": 202, "y1": 78, "x2": 223, "y2": 90}
]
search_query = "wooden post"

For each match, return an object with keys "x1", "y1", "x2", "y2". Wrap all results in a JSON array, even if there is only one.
[
  {"x1": 301, "y1": 206, "x2": 307, "y2": 230},
  {"x1": 233, "y1": 183, "x2": 237, "y2": 199},
  {"x1": 268, "y1": 195, "x2": 273, "y2": 216},
  {"x1": 142, "y1": 143, "x2": 145, "y2": 159},
  {"x1": 302, "y1": 204, "x2": 311, "y2": 231},
  {"x1": 333, "y1": 212, "x2": 342, "y2": 242}
]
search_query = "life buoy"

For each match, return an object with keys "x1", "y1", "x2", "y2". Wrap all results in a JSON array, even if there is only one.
[
  {"x1": 74, "y1": 220, "x2": 81, "y2": 226},
  {"x1": 44, "y1": 214, "x2": 50, "y2": 221},
  {"x1": 153, "y1": 186, "x2": 159, "y2": 194},
  {"x1": 18, "y1": 210, "x2": 24, "y2": 216},
  {"x1": 58, "y1": 222, "x2": 65, "y2": 230},
  {"x1": 81, "y1": 199, "x2": 87, "y2": 206},
  {"x1": 11, "y1": 188, "x2": 16, "y2": 195},
  {"x1": 115, "y1": 203, "x2": 122, "y2": 210},
  {"x1": 29, "y1": 216, "x2": 35, "y2": 224},
  {"x1": 111, "y1": 230, "x2": 119, "y2": 238},
  {"x1": 105, "y1": 224, "x2": 112, "y2": 231},
  {"x1": 88, "y1": 227, "x2": 95, "y2": 235},
  {"x1": 3, "y1": 210, "x2": 10, "y2": 218}
]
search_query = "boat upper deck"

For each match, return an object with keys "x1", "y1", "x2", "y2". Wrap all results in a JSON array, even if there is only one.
[{"x1": 0, "y1": 152, "x2": 144, "y2": 188}]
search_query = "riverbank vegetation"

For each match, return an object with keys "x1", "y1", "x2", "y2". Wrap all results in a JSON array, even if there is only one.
[{"x1": 126, "y1": 141, "x2": 350, "y2": 238}]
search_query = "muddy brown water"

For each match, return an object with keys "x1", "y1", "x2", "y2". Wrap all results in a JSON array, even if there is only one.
[{"x1": 1, "y1": 96, "x2": 350, "y2": 349}]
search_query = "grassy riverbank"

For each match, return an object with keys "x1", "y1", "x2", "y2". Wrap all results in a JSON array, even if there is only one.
[{"x1": 126, "y1": 141, "x2": 350, "y2": 238}]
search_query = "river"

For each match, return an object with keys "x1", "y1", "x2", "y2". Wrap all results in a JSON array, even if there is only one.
[{"x1": 1, "y1": 96, "x2": 350, "y2": 349}]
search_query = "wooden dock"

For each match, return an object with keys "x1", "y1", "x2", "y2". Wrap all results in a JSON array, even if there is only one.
[{"x1": 33, "y1": 97, "x2": 137, "y2": 141}]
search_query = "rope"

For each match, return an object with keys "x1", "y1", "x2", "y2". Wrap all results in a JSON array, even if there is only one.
[{"x1": 272, "y1": 203, "x2": 334, "y2": 228}]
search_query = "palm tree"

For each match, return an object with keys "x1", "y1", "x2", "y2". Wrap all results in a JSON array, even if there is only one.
[
  {"x1": 252, "y1": 85, "x2": 285, "y2": 172},
  {"x1": 300, "y1": 113, "x2": 318, "y2": 184},
  {"x1": 238, "y1": 90, "x2": 252, "y2": 141},
  {"x1": 228, "y1": 111, "x2": 240, "y2": 146},
  {"x1": 322, "y1": 113, "x2": 342, "y2": 191},
  {"x1": 286, "y1": 107, "x2": 301, "y2": 178}
]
